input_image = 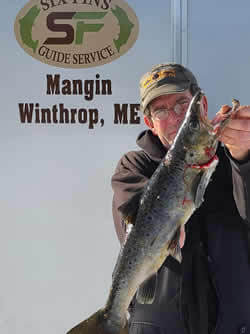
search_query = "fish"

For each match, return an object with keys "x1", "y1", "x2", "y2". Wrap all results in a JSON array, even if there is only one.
[{"x1": 66, "y1": 91, "x2": 239, "y2": 334}]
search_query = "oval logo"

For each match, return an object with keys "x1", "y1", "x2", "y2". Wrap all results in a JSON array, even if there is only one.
[{"x1": 14, "y1": 0, "x2": 139, "y2": 69}]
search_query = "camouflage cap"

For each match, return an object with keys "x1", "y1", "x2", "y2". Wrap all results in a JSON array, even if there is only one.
[{"x1": 140, "y1": 63, "x2": 199, "y2": 113}]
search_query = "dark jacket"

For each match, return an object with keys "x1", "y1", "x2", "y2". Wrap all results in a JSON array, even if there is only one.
[{"x1": 111, "y1": 130, "x2": 250, "y2": 334}]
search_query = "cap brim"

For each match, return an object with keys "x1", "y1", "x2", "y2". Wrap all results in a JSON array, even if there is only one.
[{"x1": 142, "y1": 83, "x2": 190, "y2": 112}]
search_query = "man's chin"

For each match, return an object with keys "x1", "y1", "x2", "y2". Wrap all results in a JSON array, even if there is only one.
[
  {"x1": 161, "y1": 134, "x2": 176, "y2": 148},
  {"x1": 167, "y1": 132, "x2": 177, "y2": 145}
]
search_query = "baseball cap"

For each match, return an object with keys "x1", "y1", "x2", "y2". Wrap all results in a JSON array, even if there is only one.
[{"x1": 140, "y1": 63, "x2": 199, "y2": 113}]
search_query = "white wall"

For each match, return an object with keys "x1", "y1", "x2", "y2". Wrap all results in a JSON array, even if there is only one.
[{"x1": 1, "y1": 1, "x2": 172, "y2": 333}]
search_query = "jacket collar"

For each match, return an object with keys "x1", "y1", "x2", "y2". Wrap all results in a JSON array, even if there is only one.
[{"x1": 136, "y1": 130, "x2": 167, "y2": 162}]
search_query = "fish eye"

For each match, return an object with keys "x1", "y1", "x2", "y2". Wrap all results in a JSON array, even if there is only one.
[{"x1": 189, "y1": 120, "x2": 200, "y2": 131}]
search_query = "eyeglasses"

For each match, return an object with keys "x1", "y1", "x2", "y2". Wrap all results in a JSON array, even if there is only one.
[{"x1": 151, "y1": 100, "x2": 190, "y2": 121}]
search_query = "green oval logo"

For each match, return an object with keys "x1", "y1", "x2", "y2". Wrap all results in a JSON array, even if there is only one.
[{"x1": 14, "y1": 0, "x2": 139, "y2": 68}]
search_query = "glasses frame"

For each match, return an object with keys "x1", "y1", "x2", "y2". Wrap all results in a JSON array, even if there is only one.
[{"x1": 150, "y1": 99, "x2": 191, "y2": 121}]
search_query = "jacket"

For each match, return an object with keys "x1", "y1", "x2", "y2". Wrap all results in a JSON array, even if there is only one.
[{"x1": 111, "y1": 129, "x2": 250, "y2": 334}]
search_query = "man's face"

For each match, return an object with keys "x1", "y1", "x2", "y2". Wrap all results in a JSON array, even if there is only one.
[{"x1": 144, "y1": 91, "x2": 195, "y2": 148}]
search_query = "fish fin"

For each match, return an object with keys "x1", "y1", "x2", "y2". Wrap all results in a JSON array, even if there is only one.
[
  {"x1": 123, "y1": 215, "x2": 134, "y2": 227},
  {"x1": 67, "y1": 308, "x2": 128, "y2": 334},
  {"x1": 136, "y1": 273, "x2": 158, "y2": 304},
  {"x1": 168, "y1": 228, "x2": 182, "y2": 263},
  {"x1": 118, "y1": 191, "x2": 143, "y2": 225},
  {"x1": 194, "y1": 159, "x2": 218, "y2": 208},
  {"x1": 168, "y1": 242, "x2": 182, "y2": 263},
  {"x1": 212, "y1": 98, "x2": 240, "y2": 139}
]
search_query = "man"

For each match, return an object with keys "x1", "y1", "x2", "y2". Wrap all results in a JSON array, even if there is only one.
[{"x1": 111, "y1": 63, "x2": 250, "y2": 334}]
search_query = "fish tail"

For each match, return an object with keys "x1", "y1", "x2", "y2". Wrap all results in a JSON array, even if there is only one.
[{"x1": 67, "y1": 309, "x2": 128, "y2": 334}]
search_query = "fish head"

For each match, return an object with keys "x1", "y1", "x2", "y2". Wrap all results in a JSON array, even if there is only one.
[{"x1": 171, "y1": 90, "x2": 218, "y2": 166}]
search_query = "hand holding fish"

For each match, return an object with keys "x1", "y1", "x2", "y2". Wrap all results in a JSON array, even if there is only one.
[
  {"x1": 178, "y1": 101, "x2": 248, "y2": 248},
  {"x1": 218, "y1": 104, "x2": 250, "y2": 161}
]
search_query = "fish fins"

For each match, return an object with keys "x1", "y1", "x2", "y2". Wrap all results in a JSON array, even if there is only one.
[
  {"x1": 169, "y1": 241, "x2": 182, "y2": 263},
  {"x1": 213, "y1": 98, "x2": 240, "y2": 139},
  {"x1": 67, "y1": 309, "x2": 128, "y2": 334},
  {"x1": 118, "y1": 191, "x2": 143, "y2": 226},
  {"x1": 136, "y1": 273, "x2": 158, "y2": 304},
  {"x1": 168, "y1": 228, "x2": 182, "y2": 263},
  {"x1": 194, "y1": 159, "x2": 218, "y2": 208}
]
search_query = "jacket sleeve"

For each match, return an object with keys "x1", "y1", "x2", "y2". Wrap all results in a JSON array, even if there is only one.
[
  {"x1": 111, "y1": 152, "x2": 152, "y2": 245},
  {"x1": 225, "y1": 148, "x2": 250, "y2": 224}
]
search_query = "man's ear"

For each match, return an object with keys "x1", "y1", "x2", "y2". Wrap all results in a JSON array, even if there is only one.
[
  {"x1": 144, "y1": 115, "x2": 157, "y2": 135},
  {"x1": 144, "y1": 115, "x2": 153, "y2": 129}
]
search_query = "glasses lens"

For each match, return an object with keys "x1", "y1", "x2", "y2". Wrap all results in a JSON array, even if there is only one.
[
  {"x1": 173, "y1": 104, "x2": 182, "y2": 115},
  {"x1": 152, "y1": 101, "x2": 190, "y2": 120},
  {"x1": 152, "y1": 109, "x2": 169, "y2": 120}
]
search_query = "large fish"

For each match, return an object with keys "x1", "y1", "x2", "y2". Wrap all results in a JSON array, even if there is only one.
[{"x1": 67, "y1": 91, "x2": 239, "y2": 334}]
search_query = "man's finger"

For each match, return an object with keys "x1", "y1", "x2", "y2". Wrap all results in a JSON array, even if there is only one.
[
  {"x1": 218, "y1": 105, "x2": 231, "y2": 114},
  {"x1": 221, "y1": 127, "x2": 250, "y2": 140},
  {"x1": 220, "y1": 133, "x2": 250, "y2": 146},
  {"x1": 223, "y1": 119, "x2": 250, "y2": 132},
  {"x1": 234, "y1": 105, "x2": 250, "y2": 118}
]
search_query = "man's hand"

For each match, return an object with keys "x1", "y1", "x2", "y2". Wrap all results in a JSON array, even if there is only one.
[{"x1": 219, "y1": 105, "x2": 250, "y2": 161}]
